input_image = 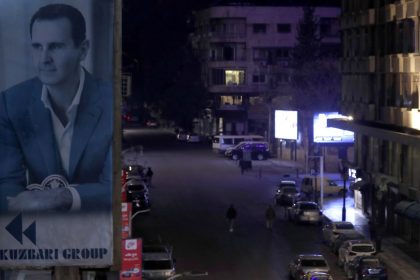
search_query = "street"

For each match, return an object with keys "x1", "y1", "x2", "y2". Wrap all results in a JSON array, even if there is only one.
[{"x1": 123, "y1": 128, "x2": 348, "y2": 280}]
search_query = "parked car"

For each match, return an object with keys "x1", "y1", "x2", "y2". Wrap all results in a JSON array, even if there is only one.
[
  {"x1": 131, "y1": 191, "x2": 151, "y2": 215},
  {"x1": 124, "y1": 164, "x2": 147, "y2": 181},
  {"x1": 331, "y1": 231, "x2": 366, "y2": 254},
  {"x1": 146, "y1": 119, "x2": 159, "y2": 128},
  {"x1": 288, "y1": 201, "x2": 323, "y2": 225},
  {"x1": 276, "y1": 179, "x2": 297, "y2": 189},
  {"x1": 301, "y1": 176, "x2": 343, "y2": 197},
  {"x1": 303, "y1": 271, "x2": 334, "y2": 280},
  {"x1": 288, "y1": 254, "x2": 330, "y2": 279},
  {"x1": 275, "y1": 186, "x2": 301, "y2": 206},
  {"x1": 142, "y1": 244, "x2": 176, "y2": 279},
  {"x1": 322, "y1": 221, "x2": 358, "y2": 246},
  {"x1": 186, "y1": 133, "x2": 202, "y2": 143},
  {"x1": 125, "y1": 179, "x2": 149, "y2": 202},
  {"x1": 338, "y1": 239, "x2": 376, "y2": 269},
  {"x1": 176, "y1": 131, "x2": 188, "y2": 141},
  {"x1": 346, "y1": 256, "x2": 387, "y2": 280},
  {"x1": 224, "y1": 141, "x2": 270, "y2": 160}
]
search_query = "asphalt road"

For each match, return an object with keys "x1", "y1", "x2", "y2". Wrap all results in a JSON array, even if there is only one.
[{"x1": 123, "y1": 128, "x2": 349, "y2": 280}]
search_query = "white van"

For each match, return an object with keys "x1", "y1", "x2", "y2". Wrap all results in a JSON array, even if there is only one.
[
  {"x1": 212, "y1": 134, "x2": 264, "y2": 153},
  {"x1": 301, "y1": 176, "x2": 343, "y2": 196}
]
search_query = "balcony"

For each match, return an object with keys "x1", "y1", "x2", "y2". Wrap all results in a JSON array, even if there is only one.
[
  {"x1": 403, "y1": 56, "x2": 413, "y2": 73},
  {"x1": 414, "y1": 56, "x2": 420, "y2": 72},
  {"x1": 368, "y1": 9, "x2": 375, "y2": 25},
  {"x1": 208, "y1": 84, "x2": 268, "y2": 94},
  {"x1": 407, "y1": 1, "x2": 417, "y2": 18},
  {"x1": 385, "y1": 4, "x2": 396, "y2": 22},
  {"x1": 209, "y1": 32, "x2": 246, "y2": 42},
  {"x1": 396, "y1": 3, "x2": 406, "y2": 20},
  {"x1": 218, "y1": 104, "x2": 245, "y2": 111}
]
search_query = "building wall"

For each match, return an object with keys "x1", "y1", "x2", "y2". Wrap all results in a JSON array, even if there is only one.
[
  {"x1": 192, "y1": 5, "x2": 340, "y2": 136},
  {"x1": 341, "y1": 0, "x2": 420, "y2": 242}
]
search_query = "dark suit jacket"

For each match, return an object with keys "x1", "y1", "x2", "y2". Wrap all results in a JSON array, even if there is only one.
[{"x1": 0, "y1": 71, "x2": 113, "y2": 212}]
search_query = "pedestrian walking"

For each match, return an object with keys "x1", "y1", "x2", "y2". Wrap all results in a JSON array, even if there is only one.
[
  {"x1": 145, "y1": 167, "x2": 154, "y2": 187},
  {"x1": 376, "y1": 225, "x2": 384, "y2": 252},
  {"x1": 226, "y1": 204, "x2": 237, "y2": 232},
  {"x1": 265, "y1": 205, "x2": 276, "y2": 230},
  {"x1": 368, "y1": 220, "x2": 376, "y2": 241}
]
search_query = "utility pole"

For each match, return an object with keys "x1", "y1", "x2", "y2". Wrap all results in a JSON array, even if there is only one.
[{"x1": 339, "y1": 160, "x2": 349, "y2": 221}]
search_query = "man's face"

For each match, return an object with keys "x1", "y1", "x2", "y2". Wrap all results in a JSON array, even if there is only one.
[{"x1": 31, "y1": 18, "x2": 88, "y2": 87}]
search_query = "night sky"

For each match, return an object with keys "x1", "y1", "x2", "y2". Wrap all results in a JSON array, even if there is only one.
[{"x1": 122, "y1": 0, "x2": 340, "y2": 109}]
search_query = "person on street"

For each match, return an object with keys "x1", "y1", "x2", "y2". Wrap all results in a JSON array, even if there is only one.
[
  {"x1": 265, "y1": 205, "x2": 276, "y2": 229},
  {"x1": 145, "y1": 167, "x2": 154, "y2": 187},
  {"x1": 226, "y1": 204, "x2": 237, "y2": 232}
]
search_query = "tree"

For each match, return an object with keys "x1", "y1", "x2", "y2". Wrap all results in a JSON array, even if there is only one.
[
  {"x1": 290, "y1": 5, "x2": 340, "y2": 112},
  {"x1": 289, "y1": 5, "x2": 341, "y2": 167},
  {"x1": 157, "y1": 45, "x2": 208, "y2": 130}
]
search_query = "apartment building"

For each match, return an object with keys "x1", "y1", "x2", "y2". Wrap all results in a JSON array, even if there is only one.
[
  {"x1": 190, "y1": 3, "x2": 340, "y2": 137},
  {"x1": 331, "y1": 0, "x2": 420, "y2": 245}
]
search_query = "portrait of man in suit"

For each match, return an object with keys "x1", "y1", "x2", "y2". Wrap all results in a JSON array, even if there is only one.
[{"x1": 0, "y1": 3, "x2": 113, "y2": 213}]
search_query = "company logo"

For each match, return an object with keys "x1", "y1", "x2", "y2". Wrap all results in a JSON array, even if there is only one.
[
  {"x1": 125, "y1": 239, "x2": 137, "y2": 250},
  {"x1": 5, "y1": 213, "x2": 36, "y2": 245},
  {"x1": 26, "y1": 174, "x2": 70, "y2": 190}
]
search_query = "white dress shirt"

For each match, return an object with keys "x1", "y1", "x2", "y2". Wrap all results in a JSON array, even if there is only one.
[{"x1": 40, "y1": 69, "x2": 85, "y2": 211}]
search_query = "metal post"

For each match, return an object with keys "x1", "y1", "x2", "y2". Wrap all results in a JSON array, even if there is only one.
[
  {"x1": 320, "y1": 156, "x2": 324, "y2": 210},
  {"x1": 342, "y1": 178, "x2": 346, "y2": 221}
]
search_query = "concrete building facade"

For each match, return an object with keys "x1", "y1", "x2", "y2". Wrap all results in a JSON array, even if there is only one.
[
  {"x1": 332, "y1": 0, "x2": 420, "y2": 245},
  {"x1": 191, "y1": 4, "x2": 340, "y2": 138}
]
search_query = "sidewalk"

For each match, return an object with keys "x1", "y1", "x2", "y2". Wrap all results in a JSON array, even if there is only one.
[
  {"x1": 269, "y1": 158, "x2": 420, "y2": 280},
  {"x1": 323, "y1": 197, "x2": 420, "y2": 280}
]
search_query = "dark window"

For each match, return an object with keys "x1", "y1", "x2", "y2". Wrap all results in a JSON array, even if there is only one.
[
  {"x1": 252, "y1": 74, "x2": 265, "y2": 83},
  {"x1": 320, "y1": 17, "x2": 339, "y2": 38},
  {"x1": 223, "y1": 46, "x2": 234, "y2": 60},
  {"x1": 211, "y1": 69, "x2": 225, "y2": 85},
  {"x1": 277, "y1": 23, "x2": 291, "y2": 33},
  {"x1": 253, "y1": 24, "x2": 266, "y2": 34}
]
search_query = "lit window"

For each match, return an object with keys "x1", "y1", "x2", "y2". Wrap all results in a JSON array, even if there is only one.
[{"x1": 225, "y1": 70, "x2": 245, "y2": 85}]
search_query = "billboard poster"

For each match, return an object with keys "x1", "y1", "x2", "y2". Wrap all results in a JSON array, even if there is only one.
[
  {"x1": 120, "y1": 239, "x2": 142, "y2": 280},
  {"x1": 313, "y1": 112, "x2": 354, "y2": 144},
  {"x1": 0, "y1": 0, "x2": 115, "y2": 267},
  {"x1": 274, "y1": 110, "x2": 298, "y2": 140}
]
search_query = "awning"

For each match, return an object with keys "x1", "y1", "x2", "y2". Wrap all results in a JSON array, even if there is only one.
[
  {"x1": 394, "y1": 201, "x2": 420, "y2": 221},
  {"x1": 328, "y1": 118, "x2": 420, "y2": 148}
]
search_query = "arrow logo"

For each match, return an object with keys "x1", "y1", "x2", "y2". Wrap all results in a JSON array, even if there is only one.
[{"x1": 5, "y1": 213, "x2": 37, "y2": 245}]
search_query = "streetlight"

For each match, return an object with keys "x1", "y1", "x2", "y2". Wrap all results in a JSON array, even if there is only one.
[{"x1": 339, "y1": 160, "x2": 349, "y2": 221}]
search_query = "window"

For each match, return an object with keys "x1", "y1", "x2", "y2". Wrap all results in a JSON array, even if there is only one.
[
  {"x1": 252, "y1": 74, "x2": 265, "y2": 83},
  {"x1": 253, "y1": 24, "x2": 266, "y2": 34},
  {"x1": 277, "y1": 23, "x2": 291, "y2": 33},
  {"x1": 225, "y1": 70, "x2": 245, "y2": 85},
  {"x1": 211, "y1": 69, "x2": 225, "y2": 85},
  {"x1": 223, "y1": 46, "x2": 234, "y2": 60},
  {"x1": 211, "y1": 69, "x2": 245, "y2": 85},
  {"x1": 319, "y1": 17, "x2": 339, "y2": 38},
  {"x1": 275, "y1": 48, "x2": 290, "y2": 58}
]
